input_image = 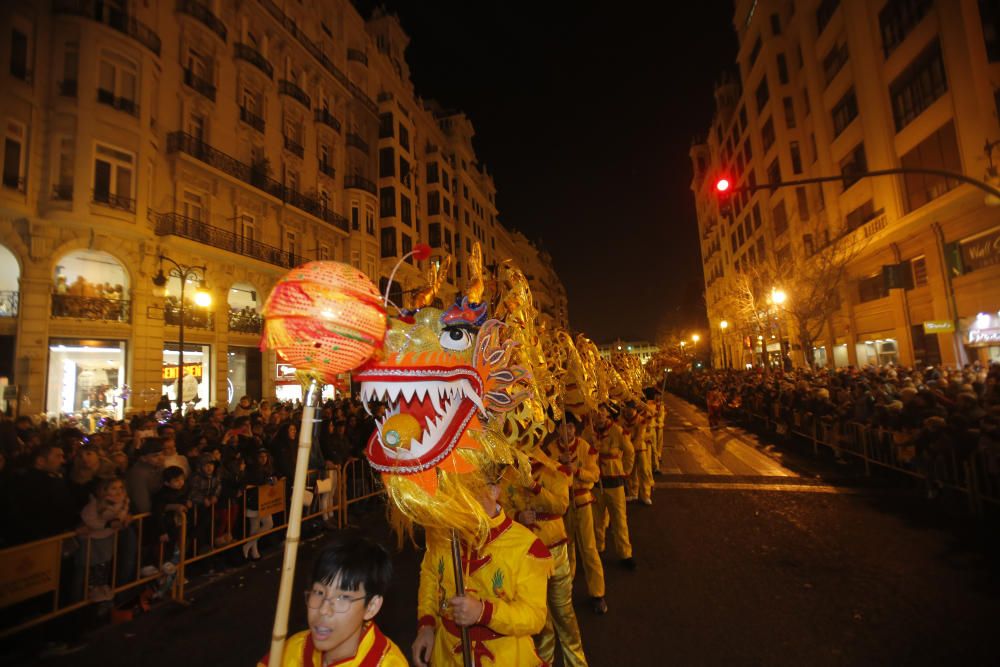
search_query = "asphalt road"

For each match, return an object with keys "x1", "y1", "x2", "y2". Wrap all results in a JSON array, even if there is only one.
[{"x1": 20, "y1": 394, "x2": 1000, "y2": 666}]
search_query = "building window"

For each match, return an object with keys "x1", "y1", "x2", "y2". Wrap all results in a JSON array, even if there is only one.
[
  {"x1": 366, "y1": 205, "x2": 375, "y2": 234},
  {"x1": 845, "y1": 200, "x2": 876, "y2": 230},
  {"x1": 796, "y1": 187, "x2": 809, "y2": 221},
  {"x1": 350, "y1": 249, "x2": 361, "y2": 269},
  {"x1": 821, "y1": 40, "x2": 849, "y2": 86},
  {"x1": 749, "y1": 37, "x2": 762, "y2": 68},
  {"x1": 379, "y1": 147, "x2": 395, "y2": 177},
  {"x1": 93, "y1": 143, "x2": 134, "y2": 210},
  {"x1": 752, "y1": 203, "x2": 762, "y2": 229},
  {"x1": 839, "y1": 143, "x2": 867, "y2": 189},
  {"x1": 285, "y1": 230, "x2": 299, "y2": 258},
  {"x1": 54, "y1": 136, "x2": 74, "y2": 199},
  {"x1": 378, "y1": 112, "x2": 393, "y2": 138},
  {"x1": 398, "y1": 124, "x2": 409, "y2": 151},
  {"x1": 428, "y1": 222, "x2": 442, "y2": 247},
  {"x1": 426, "y1": 162, "x2": 439, "y2": 183},
  {"x1": 783, "y1": 97, "x2": 796, "y2": 129},
  {"x1": 761, "y1": 117, "x2": 775, "y2": 152},
  {"x1": 809, "y1": 133, "x2": 818, "y2": 164},
  {"x1": 982, "y1": 0, "x2": 1000, "y2": 62},
  {"x1": 772, "y1": 200, "x2": 789, "y2": 237},
  {"x1": 743, "y1": 138, "x2": 752, "y2": 161},
  {"x1": 831, "y1": 88, "x2": 858, "y2": 137},
  {"x1": 880, "y1": 0, "x2": 933, "y2": 58},
  {"x1": 770, "y1": 13, "x2": 782, "y2": 36},
  {"x1": 790, "y1": 141, "x2": 803, "y2": 174},
  {"x1": 380, "y1": 227, "x2": 396, "y2": 258},
  {"x1": 379, "y1": 186, "x2": 396, "y2": 217},
  {"x1": 767, "y1": 158, "x2": 781, "y2": 190},
  {"x1": 318, "y1": 244, "x2": 330, "y2": 261},
  {"x1": 755, "y1": 76, "x2": 770, "y2": 113},
  {"x1": 910, "y1": 256, "x2": 928, "y2": 287},
  {"x1": 182, "y1": 191, "x2": 205, "y2": 221},
  {"x1": 890, "y1": 40, "x2": 947, "y2": 132},
  {"x1": 901, "y1": 121, "x2": 961, "y2": 212},
  {"x1": 777, "y1": 53, "x2": 789, "y2": 85},
  {"x1": 428, "y1": 191, "x2": 440, "y2": 215},
  {"x1": 400, "y1": 194, "x2": 412, "y2": 226},
  {"x1": 351, "y1": 201, "x2": 360, "y2": 230},
  {"x1": 10, "y1": 27, "x2": 30, "y2": 82},
  {"x1": 858, "y1": 273, "x2": 887, "y2": 303},
  {"x1": 816, "y1": 0, "x2": 840, "y2": 35},
  {"x1": 98, "y1": 52, "x2": 138, "y2": 116},
  {"x1": 401, "y1": 233, "x2": 412, "y2": 263},
  {"x1": 2, "y1": 120, "x2": 26, "y2": 192}
]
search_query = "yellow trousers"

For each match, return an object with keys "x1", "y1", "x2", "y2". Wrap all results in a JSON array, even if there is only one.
[
  {"x1": 627, "y1": 448, "x2": 653, "y2": 502},
  {"x1": 651, "y1": 428, "x2": 664, "y2": 471},
  {"x1": 565, "y1": 501, "x2": 605, "y2": 598},
  {"x1": 592, "y1": 484, "x2": 632, "y2": 559},
  {"x1": 534, "y1": 543, "x2": 588, "y2": 667}
]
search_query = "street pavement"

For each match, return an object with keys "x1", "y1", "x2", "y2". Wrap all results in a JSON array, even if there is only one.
[{"x1": 23, "y1": 393, "x2": 1000, "y2": 666}]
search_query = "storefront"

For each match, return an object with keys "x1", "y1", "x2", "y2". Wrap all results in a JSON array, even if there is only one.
[
  {"x1": 163, "y1": 343, "x2": 211, "y2": 411},
  {"x1": 959, "y1": 312, "x2": 1000, "y2": 364},
  {"x1": 46, "y1": 338, "x2": 128, "y2": 424},
  {"x1": 855, "y1": 335, "x2": 899, "y2": 367},
  {"x1": 227, "y1": 346, "x2": 262, "y2": 408}
]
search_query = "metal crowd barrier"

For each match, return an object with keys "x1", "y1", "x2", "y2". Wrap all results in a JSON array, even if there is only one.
[
  {"x1": 670, "y1": 387, "x2": 1000, "y2": 516},
  {"x1": 0, "y1": 459, "x2": 387, "y2": 639}
]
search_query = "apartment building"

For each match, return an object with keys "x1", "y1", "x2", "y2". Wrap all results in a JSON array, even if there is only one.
[
  {"x1": 0, "y1": 0, "x2": 568, "y2": 419},
  {"x1": 691, "y1": 0, "x2": 1000, "y2": 370}
]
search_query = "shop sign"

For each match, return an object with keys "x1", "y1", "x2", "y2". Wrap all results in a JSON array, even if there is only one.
[
  {"x1": 923, "y1": 320, "x2": 955, "y2": 334},
  {"x1": 969, "y1": 329, "x2": 1000, "y2": 345},
  {"x1": 276, "y1": 362, "x2": 297, "y2": 381},
  {"x1": 0, "y1": 539, "x2": 62, "y2": 607},
  {"x1": 960, "y1": 228, "x2": 1000, "y2": 272},
  {"x1": 162, "y1": 363, "x2": 204, "y2": 380},
  {"x1": 256, "y1": 483, "x2": 285, "y2": 518}
]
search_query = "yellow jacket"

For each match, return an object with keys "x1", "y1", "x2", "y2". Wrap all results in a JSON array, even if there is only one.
[
  {"x1": 499, "y1": 455, "x2": 570, "y2": 548},
  {"x1": 622, "y1": 416, "x2": 652, "y2": 452},
  {"x1": 592, "y1": 422, "x2": 635, "y2": 480},
  {"x1": 257, "y1": 622, "x2": 407, "y2": 667},
  {"x1": 543, "y1": 435, "x2": 600, "y2": 507},
  {"x1": 417, "y1": 511, "x2": 552, "y2": 666}
]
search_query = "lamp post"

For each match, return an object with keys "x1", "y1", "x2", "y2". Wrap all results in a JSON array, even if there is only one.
[
  {"x1": 769, "y1": 288, "x2": 787, "y2": 370},
  {"x1": 152, "y1": 255, "x2": 211, "y2": 413},
  {"x1": 719, "y1": 320, "x2": 729, "y2": 369}
]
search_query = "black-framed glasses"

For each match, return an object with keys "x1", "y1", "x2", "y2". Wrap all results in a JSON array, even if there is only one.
[{"x1": 304, "y1": 589, "x2": 367, "y2": 614}]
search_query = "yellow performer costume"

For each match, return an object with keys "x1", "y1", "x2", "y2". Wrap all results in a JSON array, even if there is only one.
[
  {"x1": 623, "y1": 403, "x2": 654, "y2": 504},
  {"x1": 592, "y1": 410, "x2": 636, "y2": 565},
  {"x1": 500, "y1": 456, "x2": 589, "y2": 667},
  {"x1": 259, "y1": 623, "x2": 407, "y2": 667},
  {"x1": 653, "y1": 398, "x2": 666, "y2": 473},
  {"x1": 416, "y1": 511, "x2": 551, "y2": 667},
  {"x1": 543, "y1": 429, "x2": 606, "y2": 605}
]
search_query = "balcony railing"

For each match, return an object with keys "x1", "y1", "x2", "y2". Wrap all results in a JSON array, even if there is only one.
[
  {"x1": 52, "y1": 294, "x2": 131, "y2": 322},
  {"x1": 183, "y1": 68, "x2": 216, "y2": 101},
  {"x1": 176, "y1": 0, "x2": 227, "y2": 42},
  {"x1": 155, "y1": 211, "x2": 309, "y2": 269},
  {"x1": 164, "y1": 300, "x2": 214, "y2": 330},
  {"x1": 278, "y1": 79, "x2": 311, "y2": 109},
  {"x1": 97, "y1": 88, "x2": 139, "y2": 117},
  {"x1": 234, "y1": 42, "x2": 273, "y2": 78},
  {"x1": 344, "y1": 174, "x2": 376, "y2": 195},
  {"x1": 52, "y1": 184, "x2": 74, "y2": 200},
  {"x1": 92, "y1": 190, "x2": 135, "y2": 212},
  {"x1": 347, "y1": 48, "x2": 368, "y2": 66},
  {"x1": 0, "y1": 291, "x2": 19, "y2": 318},
  {"x1": 1, "y1": 175, "x2": 25, "y2": 192},
  {"x1": 319, "y1": 160, "x2": 335, "y2": 178},
  {"x1": 321, "y1": 208, "x2": 350, "y2": 233},
  {"x1": 239, "y1": 106, "x2": 265, "y2": 133},
  {"x1": 283, "y1": 136, "x2": 304, "y2": 158},
  {"x1": 346, "y1": 133, "x2": 369, "y2": 154},
  {"x1": 53, "y1": 0, "x2": 161, "y2": 56},
  {"x1": 228, "y1": 307, "x2": 263, "y2": 334},
  {"x1": 314, "y1": 108, "x2": 341, "y2": 132},
  {"x1": 59, "y1": 80, "x2": 78, "y2": 97}
]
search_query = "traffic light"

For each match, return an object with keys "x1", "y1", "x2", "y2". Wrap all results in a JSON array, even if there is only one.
[{"x1": 714, "y1": 176, "x2": 734, "y2": 220}]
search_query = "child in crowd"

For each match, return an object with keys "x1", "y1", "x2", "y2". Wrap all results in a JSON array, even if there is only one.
[
  {"x1": 188, "y1": 454, "x2": 221, "y2": 554},
  {"x1": 258, "y1": 533, "x2": 406, "y2": 666},
  {"x1": 79, "y1": 477, "x2": 131, "y2": 603},
  {"x1": 244, "y1": 448, "x2": 277, "y2": 561},
  {"x1": 153, "y1": 466, "x2": 190, "y2": 563}
]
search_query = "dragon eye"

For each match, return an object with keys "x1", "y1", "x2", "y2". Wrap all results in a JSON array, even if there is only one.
[{"x1": 440, "y1": 327, "x2": 474, "y2": 351}]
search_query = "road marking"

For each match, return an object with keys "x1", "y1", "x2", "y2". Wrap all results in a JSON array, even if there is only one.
[
  {"x1": 713, "y1": 433, "x2": 793, "y2": 477},
  {"x1": 653, "y1": 480, "x2": 869, "y2": 494},
  {"x1": 676, "y1": 431, "x2": 733, "y2": 475}
]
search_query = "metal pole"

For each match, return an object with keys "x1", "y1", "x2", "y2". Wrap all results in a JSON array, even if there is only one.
[
  {"x1": 178, "y1": 271, "x2": 185, "y2": 411},
  {"x1": 450, "y1": 529, "x2": 473, "y2": 667}
]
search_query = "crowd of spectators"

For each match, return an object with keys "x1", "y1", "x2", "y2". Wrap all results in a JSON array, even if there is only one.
[
  {"x1": 667, "y1": 361, "x2": 1000, "y2": 497},
  {"x1": 0, "y1": 394, "x2": 381, "y2": 629}
]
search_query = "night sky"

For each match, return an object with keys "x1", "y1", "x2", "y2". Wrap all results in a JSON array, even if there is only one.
[{"x1": 356, "y1": 1, "x2": 739, "y2": 343}]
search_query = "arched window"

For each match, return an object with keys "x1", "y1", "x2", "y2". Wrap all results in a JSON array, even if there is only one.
[
  {"x1": 0, "y1": 244, "x2": 19, "y2": 317},
  {"x1": 227, "y1": 282, "x2": 261, "y2": 334},
  {"x1": 52, "y1": 249, "x2": 129, "y2": 321}
]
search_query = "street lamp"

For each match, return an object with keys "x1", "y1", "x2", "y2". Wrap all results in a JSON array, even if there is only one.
[
  {"x1": 691, "y1": 334, "x2": 700, "y2": 343},
  {"x1": 153, "y1": 255, "x2": 211, "y2": 412},
  {"x1": 769, "y1": 288, "x2": 788, "y2": 369},
  {"x1": 719, "y1": 320, "x2": 729, "y2": 369}
]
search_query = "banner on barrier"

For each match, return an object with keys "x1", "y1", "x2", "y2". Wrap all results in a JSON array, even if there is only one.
[
  {"x1": 0, "y1": 539, "x2": 63, "y2": 608},
  {"x1": 256, "y1": 483, "x2": 285, "y2": 518}
]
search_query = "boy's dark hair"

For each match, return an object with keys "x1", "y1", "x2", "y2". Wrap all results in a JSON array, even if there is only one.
[
  {"x1": 162, "y1": 466, "x2": 186, "y2": 484},
  {"x1": 312, "y1": 532, "x2": 392, "y2": 600}
]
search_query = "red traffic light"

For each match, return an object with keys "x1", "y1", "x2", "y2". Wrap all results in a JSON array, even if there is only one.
[{"x1": 715, "y1": 178, "x2": 731, "y2": 194}]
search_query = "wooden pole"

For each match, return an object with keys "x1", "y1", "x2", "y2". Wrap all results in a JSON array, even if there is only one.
[
  {"x1": 269, "y1": 378, "x2": 320, "y2": 664},
  {"x1": 450, "y1": 529, "x2": 473, "y2": 667}
]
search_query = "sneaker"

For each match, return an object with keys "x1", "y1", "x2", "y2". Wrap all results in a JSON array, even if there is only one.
[
  {"x1": 619, "y1": 557, "x2": 637, "y2": 571},
  {"x1": 590, "y1": 596, "x2": 609, "y2": 614},
  {"x1": 625, "y1": 495, "x2": 638, "y2": 502},
  {"x1": 640, "y1": 497, "x2": 653, "y2": 506}
]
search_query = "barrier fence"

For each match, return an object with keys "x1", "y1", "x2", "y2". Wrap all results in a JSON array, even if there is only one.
[
  {"x1": 0, "y1": 458, "x2": 385, "y2": 639},
  {"x1": 672, "y1": 388, "x2": 1000, "y2": 516}
]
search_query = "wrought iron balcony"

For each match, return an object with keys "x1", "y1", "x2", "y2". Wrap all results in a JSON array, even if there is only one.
[
  {"x1": 228, "y1": 307, "x2": 263, "y2": 334},
  {"x1": 52, "y1": 294, "x2": 131, "y2": 322},
  {"x1": 278, "y1": 79, "x2": 311, "y2": 109},
  {"x1": 319, "y1": 160, "x2": 335, "y2": 178},
  {"x1": 155, "y1": 211, "x2": 309, "y2": 269},
  {"x1": 97, "y1": 88, "x2": 139, "y2": 117},
  {"x1": 347, "y1": 48, "x2": 368, "y2": 66},
  {"x1": 239, "y1": 106, "x2": 265, "y2": 133},
  {"x1": 234, "y1": 42, "x2": 273, "y2": 78},
  {"x1": 283, "y1": 135, "x2": 304, "y2": 158},
  {"x1": 321, "y1": 208, "x2": 350, "y2": 233},
  {"x1": 0, "y1": 291, "x2": 19, "y2": 317},
  {"x1": 58, "y1": 80, "x2": 78, "y2": 97},
  {"x1": 344, "y1": 174, "x2": 377, "y2": 195},
  {"x1": 176, "y1": 0, "x2": 227, "y2": 42},
  {"x1": 183, "y1": 67, "x2": 216, "y2": 101},
  {"x1": 346, "y1": 132, "x2": 369, "y2": 154},
  {"x1": 164, "y1": 299, "x2": 214, "y2": 330},
  {"x1": 1, "y1": 175, "x2": 25, "y2": 192},
  {"x1": 53, "y1": 0, "x2": 161, "y2": 56},
  {"x1": 92, "y1": 190, "x2": 135, "y2": 212},
  {"x1": 314, "y1": 108, "x2": 341, "y2": 133},
  {"x1": 52, "y1": 184, "x2": 74, "y2": 200}
]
